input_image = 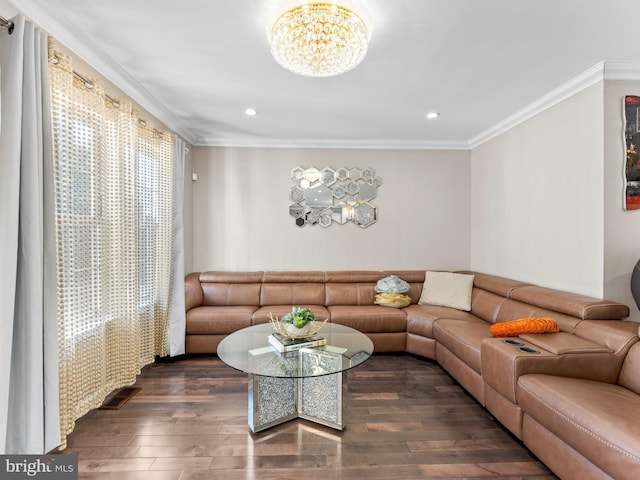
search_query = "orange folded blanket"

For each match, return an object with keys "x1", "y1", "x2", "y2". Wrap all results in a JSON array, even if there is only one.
[{"x1": 490, "y1": 317, "x2": 560, "y2": 337}]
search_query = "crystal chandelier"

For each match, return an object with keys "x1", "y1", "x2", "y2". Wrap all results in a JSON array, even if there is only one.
[{"x1": 269, "y1": 2, "x2": 371, "y2": 77}]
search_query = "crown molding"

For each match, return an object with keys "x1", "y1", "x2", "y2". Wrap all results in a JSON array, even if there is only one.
[
  {"x1": 11, "y1": 0, "x2": 197, "y2": 145},
  {"x1": 469, "y1": 61, "x2": 640, "y2": 149},
  {"x1": 10, "y1": 1, "x2": 640, "y2": 153},
  {"x1": 603, "y1": 62, "x2": 640, "y2": 80},
  {"x1": 468, "y1": 62, "x2": 606, "y2": 149},
  {"x1": 194, "y1": 137, "x2": 471, "y2": 150}
]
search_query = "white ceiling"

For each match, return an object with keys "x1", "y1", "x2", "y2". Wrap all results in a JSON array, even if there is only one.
[{"x1": 8, "y1": 0, "x2": 640, "y2": 148}]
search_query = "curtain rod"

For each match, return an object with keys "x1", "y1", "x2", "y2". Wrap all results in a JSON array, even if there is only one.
[
  {"x1": 52, "y1": 51, "x2": 165, "y2": 138},
  {"x1": 71, "y1": 66, "x2": 165, "y2": 137},
  {"x1": 0, "y1": 15, "x2": 14, "y2": 34},
  {"x1": 51, "y1": 54, "x2": 119, "y2": 106}
]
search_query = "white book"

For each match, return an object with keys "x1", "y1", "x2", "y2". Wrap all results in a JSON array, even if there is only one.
[{"x1": 268, "y1": 333, "x2": 326, "y2": 353}]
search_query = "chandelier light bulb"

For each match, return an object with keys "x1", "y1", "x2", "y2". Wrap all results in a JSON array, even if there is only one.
[{"x1": 268, "y1": 2, "x2": 371, "y2": 77}]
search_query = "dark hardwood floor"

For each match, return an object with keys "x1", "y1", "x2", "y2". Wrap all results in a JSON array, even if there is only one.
[{"x1": 63, "y1": 354, "x2": 557, "y2": 479}]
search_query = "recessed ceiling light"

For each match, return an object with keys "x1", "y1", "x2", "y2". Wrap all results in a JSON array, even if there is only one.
[
  {"x1": 245, "y1": 108, "x2": 258, "y2": 116},
  {"x1": 425, "y1": 112, "x2": 440, "y2": 119}
]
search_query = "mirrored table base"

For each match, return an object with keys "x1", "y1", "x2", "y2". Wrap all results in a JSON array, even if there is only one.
[{"x1": 248, "y1": 348, "x2": 345, "y2": 433}]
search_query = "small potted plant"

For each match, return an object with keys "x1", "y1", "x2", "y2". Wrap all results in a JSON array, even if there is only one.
[
  {"x1": 282, "y1": 307, "x2": 315, "y2": 328},
  {"x1": 269, "y1": 307, "x2": 326, "y2": 339}
]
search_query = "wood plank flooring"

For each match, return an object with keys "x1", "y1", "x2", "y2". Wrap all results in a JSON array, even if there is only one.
[{"x1": 63, "y1": 354, "x2": 557, "y2": 479}]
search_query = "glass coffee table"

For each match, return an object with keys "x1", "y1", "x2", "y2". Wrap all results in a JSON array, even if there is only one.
[{"x1": 217, "y1": 323, "x2": 374, "y2": 433}]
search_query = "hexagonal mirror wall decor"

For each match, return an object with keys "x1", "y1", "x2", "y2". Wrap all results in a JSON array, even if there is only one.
[{"x1": 290, "y1": 166, "x2": 381, "y2": 228}]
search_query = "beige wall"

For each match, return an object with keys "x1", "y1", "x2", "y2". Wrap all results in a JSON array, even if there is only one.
[
  {"x1": 190, "y1": 147, "x2": 471, "y2": 272},
  {"x1": 6, "y1": 0, "x2": 636, "y2": 314},
  {"x1": 470, "y1": 83, "x2": 605, "y2": 297},
  {"x1": 604, "y1": 80, "x2": 640, "y2": 321}
]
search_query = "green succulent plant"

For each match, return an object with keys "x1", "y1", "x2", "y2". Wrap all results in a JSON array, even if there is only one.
[{"x1": 281, "y1": 307, "x2": 315, "y2": 328}]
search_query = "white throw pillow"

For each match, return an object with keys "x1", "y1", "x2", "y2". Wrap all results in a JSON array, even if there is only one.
[{"x1": 418, "y1": 271, "x2": 475, "y2": 311}]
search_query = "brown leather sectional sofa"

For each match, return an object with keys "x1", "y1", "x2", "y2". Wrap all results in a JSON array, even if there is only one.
[{"x1": 184, "y1": 270, "x2": 640, "y2": 480}]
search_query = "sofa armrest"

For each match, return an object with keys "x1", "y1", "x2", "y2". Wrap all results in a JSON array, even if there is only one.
[
  {"x1": 519, "y1": 332, "x2": 610, "y2": 355},
  {"x1": 481, "y1": 336, "x2": 622, "y2": 404},
  {"x1": 185, "y1": 272, "x2": 203, "y2": 312},
  {"x1": 573, "y1": 320, "x2": 639, "y2": 356}
]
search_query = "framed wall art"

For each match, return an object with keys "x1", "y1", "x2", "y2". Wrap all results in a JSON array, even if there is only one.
[{"x1": 624, "y1": 95, "x2": 640, "y2": 210}]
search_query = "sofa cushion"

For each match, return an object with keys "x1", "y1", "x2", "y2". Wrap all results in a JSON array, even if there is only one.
[
  {"x1": 469, "y1": 289, "x2": 506, "y2": 323},
  {"x1": 510, "y1": 285, "x2": 630, "y2": 320},
  {"x1": 201, "y1": 282, "x2": 262, "y2": 306},
  {"x1": 574, "y1": 320, "x2": 640, "y2": 357},
  {"x1": 185, "y1": 272, "x2": 204, "y2": 311},
  {"x1": 618, "y1": 341, "x2": 640, "y2": 394},
  {"x1": 432, "y1": 318, "x2": 490, "y2": 374},
  {"x1": 262, "y1": 271, "x2": 325, "y2": 282},
  {"x1": 260, "y1": 282, "x2": 325, "y2": 306},
  {"x1": 419, "y1": 271, "x2": 474, "y2": 311},
  {"x1": 186, "y1": 306, "x2": 255, "y2": 334},
  {"x1": 328, "y1": 305, "x2": 406, "y2": 333},
  {"x1": 404, "y1": 304, "x2": 475, "y2": 338},
  {"x1": 325, "y1": 283, "x2": 377, "y2": 306},
  {"x1": 460, "y1": 271, "x2": 531, "y2": 297},
  {"x1": 324, "y1": 270, "x2": 386, "y2": 283},
  {"x1": 518, "y1": 374, "x2": 640, "y2": 480}
]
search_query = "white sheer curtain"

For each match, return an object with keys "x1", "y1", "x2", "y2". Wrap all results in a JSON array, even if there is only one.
[
  {"x1": 0, "y1": 15, "x2": 185, "y2": 453},
  {"x1": 0, "y1": 15, "x2": 60, "y2": 454},
  {"x1": 49, "y1": 45, "x2": 186, "y2": 446}
]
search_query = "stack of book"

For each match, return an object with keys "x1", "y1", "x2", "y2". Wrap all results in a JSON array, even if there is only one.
[{"x1": 268, "y1": 333, "x2": 326, "y2": 353}]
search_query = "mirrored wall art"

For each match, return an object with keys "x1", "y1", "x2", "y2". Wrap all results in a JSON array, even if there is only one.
[{"x1": 290, "y1": 166, "x2": 381, "y2": 228}]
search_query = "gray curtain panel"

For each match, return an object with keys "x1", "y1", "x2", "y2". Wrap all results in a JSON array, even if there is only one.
[
  {"x1": 169, "y1": 136, "x2": 186, "y2": 356},
  {"x1": 0, "y1": 15, "x2": 60, "y2": 454}
]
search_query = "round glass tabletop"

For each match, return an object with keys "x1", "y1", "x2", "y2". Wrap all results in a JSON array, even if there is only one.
[{"x1": 217, "y1": 323, "x2": 374, "y2": 378}]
